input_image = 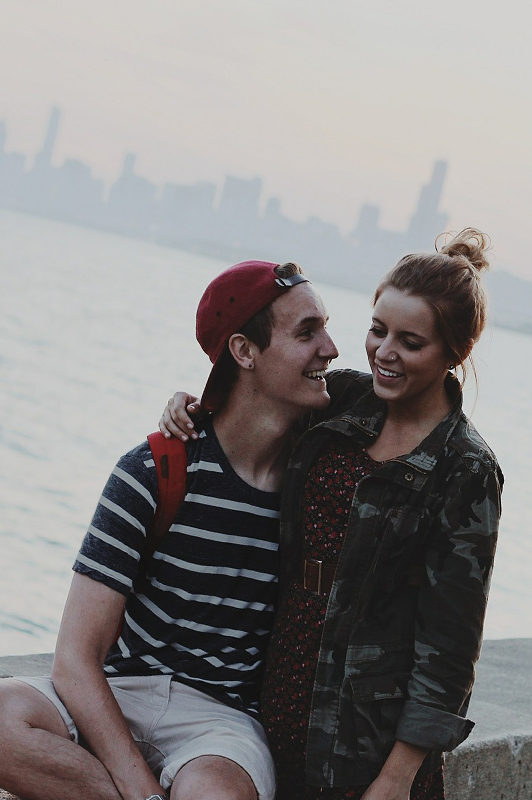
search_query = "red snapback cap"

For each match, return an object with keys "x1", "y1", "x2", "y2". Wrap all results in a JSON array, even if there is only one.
[{"x1": 196, "y1": 260, "x2": 308, "y2": 412}]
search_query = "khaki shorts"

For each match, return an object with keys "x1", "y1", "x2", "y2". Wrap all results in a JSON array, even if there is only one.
[{"x1": 16, "y1": 674, "x2": 275, "y2": 800}]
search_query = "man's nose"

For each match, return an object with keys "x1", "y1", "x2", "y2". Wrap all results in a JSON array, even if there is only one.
[{"x1": 321, "y1": 331, "x2": 339, "y2": 360}]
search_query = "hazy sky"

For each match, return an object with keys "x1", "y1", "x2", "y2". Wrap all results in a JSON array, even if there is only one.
[{"x1": 0, "y1": 0, "x2": 531, "y2": 277}]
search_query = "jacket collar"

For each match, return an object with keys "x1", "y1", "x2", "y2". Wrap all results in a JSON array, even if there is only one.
[{"x1": 319, "y1": 373, "x2": 464, "y2": 475}]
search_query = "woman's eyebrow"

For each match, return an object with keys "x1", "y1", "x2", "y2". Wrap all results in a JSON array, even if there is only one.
[{"x1": 371, "y1": 315, "x2": 429, "y2": 341}]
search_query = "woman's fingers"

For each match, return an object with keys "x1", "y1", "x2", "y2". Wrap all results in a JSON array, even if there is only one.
[{"x1": 159, "y1": 393, "x2": 200, "y2": 440}]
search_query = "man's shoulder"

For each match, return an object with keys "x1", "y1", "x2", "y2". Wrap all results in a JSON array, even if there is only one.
[
  {"x1": 107, "y1": 439, "x2": 159, "y2": 498},
  {"x1": 117, "y1": 438, "x2": 153, "y2": 465},
  {"x1": 326, "y1": 368, "x2": 373, "y2": 394}
]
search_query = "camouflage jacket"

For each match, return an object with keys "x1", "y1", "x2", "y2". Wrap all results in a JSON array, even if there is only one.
[{"x1": 278, "y1": 369, "x2": 503, "y2": 787}]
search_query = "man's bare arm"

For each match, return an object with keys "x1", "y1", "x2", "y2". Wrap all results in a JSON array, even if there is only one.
[{"x1": 52, "y1": 573, "x2": 165, "y2": 800}]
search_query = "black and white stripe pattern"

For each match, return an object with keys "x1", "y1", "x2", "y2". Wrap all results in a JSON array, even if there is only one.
[{"x1": 74, "y1": 418, "x2": 280, "y2": 716}]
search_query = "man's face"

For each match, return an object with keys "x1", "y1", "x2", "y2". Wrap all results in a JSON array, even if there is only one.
[{"x1": 250, "y1": 283, "x2": 339, "y2": 417}]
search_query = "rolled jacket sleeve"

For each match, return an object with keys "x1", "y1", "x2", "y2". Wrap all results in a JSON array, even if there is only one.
[{"x1": 396, "y1": 701, "x2": 474, "y2": 751}]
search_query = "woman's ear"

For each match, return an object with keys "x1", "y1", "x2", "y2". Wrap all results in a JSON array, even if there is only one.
[{"x1": 228, "y1": 333, "x2": 255, "y2": 370}]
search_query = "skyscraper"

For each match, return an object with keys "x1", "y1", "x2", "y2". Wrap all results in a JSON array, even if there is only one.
[{"x1": 33, "y1": 106, "x2": 61, "y2": 172}]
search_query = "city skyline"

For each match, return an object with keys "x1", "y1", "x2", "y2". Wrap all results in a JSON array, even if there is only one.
[
  {"x1": 1, "y1": 1, "x2": 530, "y2": 281},
  {"x1": 3, "y1": 103, "x2": 532, "y2": 337},
  {"x1": 0, "y1": 106, "x2": 451, "y2": 292}
]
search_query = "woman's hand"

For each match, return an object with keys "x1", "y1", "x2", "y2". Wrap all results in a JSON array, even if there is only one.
[
  {"x1": 360, "y1": 774, "x2": 411, "y2": 800},
  {"x1": 159, "y1": 392, "x2": 201, "y2": 441},
  {"x1": 359, "y1": 741, "x2": 427, "y2": 800}
]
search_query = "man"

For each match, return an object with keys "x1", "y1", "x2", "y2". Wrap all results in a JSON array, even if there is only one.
[{"x1": 0, "y1": 260, "x2": 338, "y2": 800}]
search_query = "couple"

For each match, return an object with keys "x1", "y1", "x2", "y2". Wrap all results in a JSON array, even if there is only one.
[{"x1": 0, "y1": 230, "x2": 502, "y2": 800}]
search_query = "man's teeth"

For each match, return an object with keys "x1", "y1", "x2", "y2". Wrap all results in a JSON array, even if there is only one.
[
  {"x1": 305, "y1": 370, "x2": 326, "y2": 379},
  {"x1": 378, "y1": 367, "x2": 402, "y2": 378}
]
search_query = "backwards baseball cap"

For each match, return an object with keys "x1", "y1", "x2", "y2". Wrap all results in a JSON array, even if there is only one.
[{"x1": 196, "y1": 260, "x2": 308, "y2": 412}]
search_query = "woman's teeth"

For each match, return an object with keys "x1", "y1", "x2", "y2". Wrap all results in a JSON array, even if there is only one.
[
  {"x1": 305, "y1": 370, "x2": 326, "y2": 380},
  {"x1": 378, "y1": 367, "x2": 402, "y2": 378}
]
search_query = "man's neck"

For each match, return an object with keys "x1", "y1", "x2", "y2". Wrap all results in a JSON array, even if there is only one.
[{"x1": 212, "y1": 395, "x2": 295, "y2": 493}]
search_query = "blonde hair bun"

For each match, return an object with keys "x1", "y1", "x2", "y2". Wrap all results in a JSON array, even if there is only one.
[{"x1": 438, "y1": 227, "x2": 490, "y2": 274}]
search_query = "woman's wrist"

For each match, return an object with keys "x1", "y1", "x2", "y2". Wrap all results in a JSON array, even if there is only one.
[{"x1": 378, "y1": 740, "x2": 428, "y2": 784}]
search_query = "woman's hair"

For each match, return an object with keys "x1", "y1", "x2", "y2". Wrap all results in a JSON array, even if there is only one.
[
  {"x1": 216, "y1": 261, "x2": 304, "y2": 399},
  {"x1": 373, "y1": 227, "x2": 491, "y2": 384}
]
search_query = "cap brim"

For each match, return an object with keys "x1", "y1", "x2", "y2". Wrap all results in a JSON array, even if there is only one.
[{"x1": 200, "y1": 348, "x2": 232, "y2": 413}]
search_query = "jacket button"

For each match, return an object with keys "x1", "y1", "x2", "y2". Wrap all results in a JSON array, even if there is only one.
[
  {"x1": 404, "y1": 472, "x2": 414, "y2": 481},
  {"x1": 361, "y1": 419, "x2": 367, "y2": 426}
]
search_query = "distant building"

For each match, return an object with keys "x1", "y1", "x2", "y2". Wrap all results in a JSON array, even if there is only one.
[
  {"x1": 216, "y1": 175, "x2": 262, "y2": 246},
  {"x1": 0, "y1": 107, "x2": 453, "y2": 295},
  {"x1": 33, "y1": 106, "x2": 60, "y2": 172},
  {"x1": 407, "y1": 159, "x2": 449, "y2": 248},
  {"x1": 0, "y1": 120, "x2": 26, "y2": 207},
  {"x1": 106, "y1": 153, "x2": 157, "y2": 235},
  {"x1": 156, "y1": 180, "x2": 216, "y2": 244},
  {"x1": 55, "y1": 159, "x2": 104, "y2": 224}
]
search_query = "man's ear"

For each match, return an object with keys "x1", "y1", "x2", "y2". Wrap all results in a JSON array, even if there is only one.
[{"x1": 228, "y1": 333, "x2": 256, "y2": 370}]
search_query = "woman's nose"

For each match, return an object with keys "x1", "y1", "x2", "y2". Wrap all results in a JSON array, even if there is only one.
[{"x1": 377, "y1": 337, "x2": 397, "y2": 361}]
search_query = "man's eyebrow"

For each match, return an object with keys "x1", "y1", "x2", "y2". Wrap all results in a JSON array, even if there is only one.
[{"x1": 295, "y1": 315, "x2": 327, "y2": 328}]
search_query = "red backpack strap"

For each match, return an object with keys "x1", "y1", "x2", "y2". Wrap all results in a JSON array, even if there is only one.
[
  {"x1": 114, "y1": 433, "x2": 188, "y2": 643},
  {"x1": 136, "y1": 432, "x2": 188, "y2": 583}
]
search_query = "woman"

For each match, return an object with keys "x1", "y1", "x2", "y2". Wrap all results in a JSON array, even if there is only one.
[{"x1": 160, "y1": 229, "x2": 502, "y2": 799}]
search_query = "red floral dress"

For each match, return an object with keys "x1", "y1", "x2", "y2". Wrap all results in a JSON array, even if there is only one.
[{"x1": 261, "y1": 438, "x2": 445, "y2": 800}]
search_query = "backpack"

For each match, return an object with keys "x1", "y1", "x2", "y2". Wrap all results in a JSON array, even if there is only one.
[
  {"x1": 134, "y1": 431, "x2": 188, "y2": 586},
  {"x1": 114, "y1": 432, "x2": 187, "y2": 643}
]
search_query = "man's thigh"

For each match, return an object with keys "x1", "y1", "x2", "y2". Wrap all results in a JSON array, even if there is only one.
[
  {"x1": 113, "y1": 679, "x2": 275, "y2": 800},
  {"x1": 9, "y1": 676, "x2": 78, "y2": 741},
  {"x1": 14, "y1": 675, "x2": 275, "y2": 800}
]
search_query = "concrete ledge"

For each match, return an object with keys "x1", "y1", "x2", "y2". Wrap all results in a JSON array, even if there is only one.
[
  {"x1": 443, "y1": 639, "x2": 532, "y2": 798},
  {"x1": 0, "y1": 652, "x2": 53, "y2": 679},
  {"x1": 1, "y1": 641, "x2": 531, "y2": 798},
  {"x1": 445, "y1": 736, "x2": 532, "y2": 799},
  {"x1": 0, "y1": 655, "x2": 53, "y2": 800}
]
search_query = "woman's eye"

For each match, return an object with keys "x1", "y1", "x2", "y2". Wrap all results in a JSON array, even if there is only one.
[
  {"x1": 369, "y1": 325, "x2": 385, "y2": 338},
  {"x1": 404, "y1": 340, "x2": 422, "y2": 351}
]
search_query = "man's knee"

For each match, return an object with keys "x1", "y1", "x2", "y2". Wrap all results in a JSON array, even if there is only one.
[
  {"x1": 0, "y1": 679, "x2": 71, "y2": 741},
  {"x1": 171, "y1": 755, "x2": 259, "y2": 800}
]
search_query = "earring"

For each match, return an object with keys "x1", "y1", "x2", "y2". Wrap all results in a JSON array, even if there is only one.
[
  {"x1": 248, "y1": 363, "x2": 254, "y2": 369},
  {"x1": 449, "y1": 364, "x2": 455, "y2": 370}
]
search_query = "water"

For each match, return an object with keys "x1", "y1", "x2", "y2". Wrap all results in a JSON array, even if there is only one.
[{"x1": 0, "y1": 207, "x2": 530, "y2": 655}]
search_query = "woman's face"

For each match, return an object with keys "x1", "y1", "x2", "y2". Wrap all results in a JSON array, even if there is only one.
[{"x1": 365, "y1": 287, "x2": 451, "y2": 413}]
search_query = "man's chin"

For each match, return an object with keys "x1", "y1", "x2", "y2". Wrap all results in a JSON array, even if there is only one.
[{"x1": 311, "y1": 389, "x2": 331, "y2": 409}]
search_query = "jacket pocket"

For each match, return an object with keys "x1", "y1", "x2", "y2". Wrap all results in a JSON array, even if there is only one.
[
  {"x1": 347, "y1": 670, "x2": 409, "y2": 765},
  {"x1": 350, "y1": 671, "x2": 407, "y2": 703},
  {"x1": 333, "y1": 644, "x2": 413, "y2": 763}
]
